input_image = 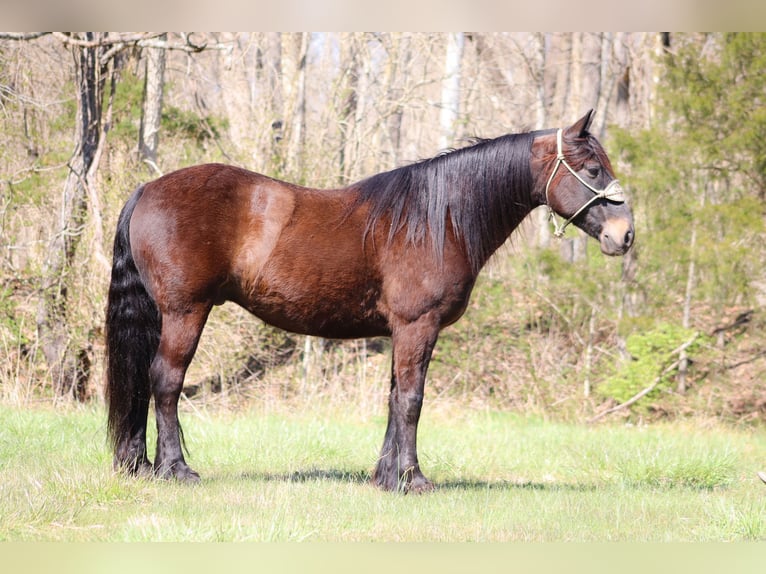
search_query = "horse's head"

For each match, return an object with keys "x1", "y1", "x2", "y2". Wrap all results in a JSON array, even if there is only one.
[{"x1": 537, "y1": 110, "x2": 634, "y2": 256}]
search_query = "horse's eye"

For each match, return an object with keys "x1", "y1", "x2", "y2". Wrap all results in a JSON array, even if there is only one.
[{"x1": 586, "y1": 166, "x2": 600, "y2": 178}]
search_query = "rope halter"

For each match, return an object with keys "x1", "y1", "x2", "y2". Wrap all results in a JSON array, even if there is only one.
[{"x1": 544, "y1": 128, "x2": 627, "y2": 238}]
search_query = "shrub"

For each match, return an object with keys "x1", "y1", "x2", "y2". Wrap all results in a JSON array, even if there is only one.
[{"x1": 598, "y1": 322, "x2": 704, "y2": 407}]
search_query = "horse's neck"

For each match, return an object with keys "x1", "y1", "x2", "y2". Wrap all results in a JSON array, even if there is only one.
[
  {"x1": 456, "y1": 184, "x2": 537, "y2": 275},
  {"x1": 488, "y1": 203, "x2": 535, "y2": 262}
]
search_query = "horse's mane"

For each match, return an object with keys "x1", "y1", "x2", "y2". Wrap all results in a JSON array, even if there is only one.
[{"x1": 351, "y1": 131, "x2": 543, "y2": 273}]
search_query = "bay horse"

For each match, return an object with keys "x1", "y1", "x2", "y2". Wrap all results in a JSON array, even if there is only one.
[{"x1": 105, "y1": 110, "x2": 634, "y2": 493}]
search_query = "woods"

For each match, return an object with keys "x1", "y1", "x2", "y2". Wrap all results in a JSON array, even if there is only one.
[{"x1": 1, "y1": 32, "x2": 765, "y2": 424}]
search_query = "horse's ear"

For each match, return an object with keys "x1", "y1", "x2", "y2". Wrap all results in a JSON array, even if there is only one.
[{"x1": 566, "y1": 109, "x2": 595, "y2": 138}]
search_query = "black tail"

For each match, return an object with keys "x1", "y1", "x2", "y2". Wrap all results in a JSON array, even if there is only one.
[{"x1": 105, "y1": 185, "x2": 161, "y2": 461}]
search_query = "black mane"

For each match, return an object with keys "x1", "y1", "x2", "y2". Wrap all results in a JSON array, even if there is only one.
[{"x1": 352, "y1": 131, "x2": 543, "y2": 273}]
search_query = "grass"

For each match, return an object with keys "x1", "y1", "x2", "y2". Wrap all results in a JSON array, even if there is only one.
[{"x1": 1, "y1": 401, "x2": 765, "y2": 541}]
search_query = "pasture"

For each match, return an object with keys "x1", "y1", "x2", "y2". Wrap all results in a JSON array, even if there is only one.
[{"x1": 2, "y1": 401, "x2": 765, "y2": 542}]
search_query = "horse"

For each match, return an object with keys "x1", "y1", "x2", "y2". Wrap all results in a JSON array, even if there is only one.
[{"x1": 105, "y1": 110, "x2": 634, "y2": 493}]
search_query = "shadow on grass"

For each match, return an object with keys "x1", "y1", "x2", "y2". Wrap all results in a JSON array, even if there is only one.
[
  {"x1": 437, "y1": 478, "x2": 601, "y2": 492},
  {"x1": 233, "y1": 468, "x2": 600, "y2": 493},
  {"x1": 243, "y1": 468, "x2": 372, "y2": 485}
]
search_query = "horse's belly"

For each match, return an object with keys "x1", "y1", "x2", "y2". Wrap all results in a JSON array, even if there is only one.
[{"x1": 234, "y1": 275, "x2": 390, "y2": 339}]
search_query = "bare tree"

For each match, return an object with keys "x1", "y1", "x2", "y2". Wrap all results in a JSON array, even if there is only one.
[
  {"x1": 337, "y1": 33, "x2": 362, "y2": 184},
  {"x1": 36, "y1": 32, "x2": 112, "y2": 398},
  {"x1": 0, "y1": 32, "x2": 227, "y2": 398},
  {"x1": 546, "y1": 34, "x2": 572, "y2": 126},
  {"x1": 382, "y1": 33, "x2": 411, "y2": 167},
  {"x1": 281, "y1": 33, "x2": 309, "y2": 179},
  {"x1": 439, "y1": 32, "x2": 465, "y2": 149},
  {"x1": 138, "y1": 33, "x2": 167, "y2": 172},
  {"x1": 263, "y1": 33, "x2": 284, "y2": 166}
]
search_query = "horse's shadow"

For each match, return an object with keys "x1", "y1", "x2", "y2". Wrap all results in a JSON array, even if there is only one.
[
  {"x1": 240, "y1": 468, "x2": 370, "y2": 485},
  {"x1": 227, "y1": 467, "x2": 598, "y2": 493}
]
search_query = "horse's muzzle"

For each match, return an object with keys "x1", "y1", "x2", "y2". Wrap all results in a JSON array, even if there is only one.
[{"x1": 599, "y1": 218, "x2": 635, "y2": 256}]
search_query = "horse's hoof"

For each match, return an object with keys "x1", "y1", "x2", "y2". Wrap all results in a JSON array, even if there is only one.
[
  {"x1": 405, "y1": 476, "x2": 435, "y2": 495},
  {"x1": 114, "y1": 456, "x2": 153, "y2": 477},
  {"x1": 177, "y1": 470, "x2": 201, "y2": 484},
  {"x1": 174, "y1": 466, "x2": 201, "y2": 483},
  {"x1": 370, "y1": 473, "x2": 435, "y2": 494},
  {"x1": 155, "y1": 462, "x2": 201, "y2": 483},
  {"x1": 370, "y1": 475, "x2": 398, "y2": 492},
  {"x1": 135, "y1": 462, "x2": 155, "y2": 478}
]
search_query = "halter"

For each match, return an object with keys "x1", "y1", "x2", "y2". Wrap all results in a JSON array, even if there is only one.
[{"x1": 544, "y1": 128, "x2": 627, "y2": 238}]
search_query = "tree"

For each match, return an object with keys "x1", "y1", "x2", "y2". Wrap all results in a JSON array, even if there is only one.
[
  {"x1": 612, "y1": 33, "x2": 766, "y2": 395},
  {"x1": 663, "y1": 33, "x2": 766, "y2": 391},
  {"x1": 336, "y1": 32, "x2": 361, "y2": 184},
  {"x1": 138, "y1": 33, "x2": 167, "y2": 172},
  {"x1": 36, "y1": 33, "x2": 113, "y2": 398},
  {"x1": 280, "y1": 33, "x2": 309, "y2": 180},
  {"x1": 0, "y1": 32, "x2": 227, "y2": 398},
  {"x1": 663, "y1": 33, "x2": 766, "y2": 198},
  {"x1": 439, "y1": 32, "x2": 464, "y2": 149}
]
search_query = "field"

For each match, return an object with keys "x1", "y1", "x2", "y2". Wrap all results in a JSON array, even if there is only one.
[{"x1": 2, "y1": 401, "x2": 765, "y2": 542}]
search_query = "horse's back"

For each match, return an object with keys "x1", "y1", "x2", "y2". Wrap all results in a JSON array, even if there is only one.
[
  {"x1": 126, "y1": 164, "x2": 386, "y2": 335},
  {"x1": 128, "y1": 164, "x2": 301, "y2": 308}
]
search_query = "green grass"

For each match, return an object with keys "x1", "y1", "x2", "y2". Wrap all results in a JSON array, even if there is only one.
[{"x1": 1, "y1": 402, "x2": 765, "y2": 541}]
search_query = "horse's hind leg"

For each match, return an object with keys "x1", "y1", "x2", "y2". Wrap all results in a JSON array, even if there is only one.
[
  {"x1": 151, "y1": 304, "x2": 211, "y2": 482},
  {"x1": 115, "y1": 404, "x2": 153, "y2": 476}
]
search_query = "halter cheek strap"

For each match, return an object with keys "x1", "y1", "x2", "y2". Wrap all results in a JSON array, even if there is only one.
[{"x1": 544, "y1": 128, "x2": 627, "y2": 238}]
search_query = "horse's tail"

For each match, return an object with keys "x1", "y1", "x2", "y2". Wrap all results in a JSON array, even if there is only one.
[{"x1": 105, "y1": 184, "x2": 161, "y2": 457}]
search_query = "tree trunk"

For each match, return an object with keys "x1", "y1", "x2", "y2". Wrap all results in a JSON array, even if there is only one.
[
  {"x1": 677, "y1": 183, "x2": 705, "y2": 393},
  {"x1": 257, "y1": 32, "x2": 284, "y2": 168},
  {"x1": 567, "y1": 33, "x2": 583, "y2": 120},
  {"x1": 439, "y1": 32, "x2": 465, "y2": 149},
  {"x1": 531, "y1": 33, "x2": 548, "y2": 131},
  {"x1": 614, "y1": 33, "x2": 632, "y2": 127},
  {"x1": 337, "y1": 33, "x2": 361, "y2": 184},
  {"x1": 282, "y1": 32, "x2": 309, "y2": 179},
  {"x1": 549, "y1": 33, "x2": 572, "y2": 125},
  {"x1": 381, "y1": 33, "x2": 409, "y2": 170},
  {"x1": 138, "y1": 33, "x2": 167, "y2": 172},
  {"x1": 677, "y1": 226, "x2": 696, "y2": 394},
  {"x1": 526, "y1": 32, "x2": 553, "y2": 249},
  {"x1": 36, "y1": 33, "x2": 110, "y2": 399}
]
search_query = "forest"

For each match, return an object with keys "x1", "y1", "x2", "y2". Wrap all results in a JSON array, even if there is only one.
[{"x1": 1, "y1": 32, "x2": 765, "y2": 425}]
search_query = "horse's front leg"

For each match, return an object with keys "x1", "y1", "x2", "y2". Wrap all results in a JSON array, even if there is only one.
[{"x1": 372, "y1": 314, "x2": 439, "y2": 493}]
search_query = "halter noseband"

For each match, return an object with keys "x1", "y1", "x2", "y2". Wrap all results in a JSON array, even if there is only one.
[{"x1": 544, "y1": 128, "x2": 626, "y2": 238}]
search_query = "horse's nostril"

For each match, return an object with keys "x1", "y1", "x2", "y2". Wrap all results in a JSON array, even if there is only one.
[{"x1": 625, "y1": 229, "x2": 634, "y2": 246}]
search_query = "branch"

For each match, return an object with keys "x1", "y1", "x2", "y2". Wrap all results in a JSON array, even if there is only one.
[
  {"x1": 50, "y1": 32, "x2": 165, "y2": 48},
  {"x1": 49, "y1": 32, "x2": 229, "y2": 55},
  {"x1": 0, "y1": 32, "x2": 51, "y2": 41},
  {"x1": 724, "y1": 349, "x2": 766, "y2": 371},
  {"x1": 587, "y1": 332, "x2": 700, "y2": 424}
]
